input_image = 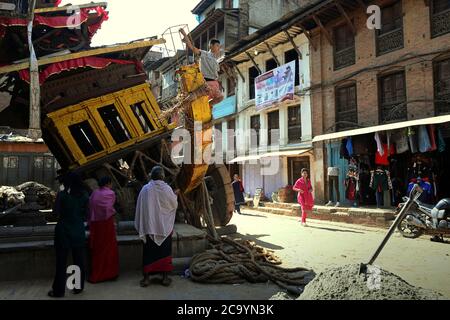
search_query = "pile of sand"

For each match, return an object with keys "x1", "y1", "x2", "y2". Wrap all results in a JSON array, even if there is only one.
[{"x1": 298, "y1": 264, "x2": 443, "y2": 300}]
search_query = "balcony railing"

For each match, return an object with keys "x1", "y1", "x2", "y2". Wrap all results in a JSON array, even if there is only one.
[
  {"x1": 380, "y1": 102, "x2": 407, "y2": 124},
  {"x1": 336, "y1": 109, "x2": 358, "y2": 131},
  {"x1": 377, "y1": 28, "x2": 404, "y2": 56},
  {"x1": 436, "y1": 92, "x2": 450, "y2": 115},
  {"x1": 432, "y1": 9, "x2": 450, "y2": 38},
  {"x1": 334, "y1": 46, "x2": 356, "y2": 70}
]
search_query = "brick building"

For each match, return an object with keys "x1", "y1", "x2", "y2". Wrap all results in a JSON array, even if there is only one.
[{"x1": 307, "y1": 0, "x2": 450, "y2": 205}]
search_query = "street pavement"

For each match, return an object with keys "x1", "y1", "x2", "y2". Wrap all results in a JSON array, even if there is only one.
[
  {"x1": 231, "y1": 209, "x2": 450, "y2": 299},
  {"x1": 0, "y1": 209, "x2": 448, "y2": 300}
]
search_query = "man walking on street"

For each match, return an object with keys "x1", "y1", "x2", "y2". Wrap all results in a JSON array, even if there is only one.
[{"x1": 179, "y1": 28, "x2": 224, "y2": 107}]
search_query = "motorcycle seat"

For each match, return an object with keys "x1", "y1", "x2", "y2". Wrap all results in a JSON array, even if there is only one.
[{"x1": 416, "y1": 201, "x2": 435, "y2": 210}]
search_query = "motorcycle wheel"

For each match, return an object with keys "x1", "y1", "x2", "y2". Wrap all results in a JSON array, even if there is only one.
[{"x1": 397, "y1": 218, "x2": 424, "y2": 239}]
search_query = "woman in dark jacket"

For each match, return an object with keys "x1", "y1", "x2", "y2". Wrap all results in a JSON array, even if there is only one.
[
  {"x1": 232, "y1": 174, "x2": 245, "y2": 215},
  {"x1": 48, "y1": 172, "x2": 89, "y2": 298}
]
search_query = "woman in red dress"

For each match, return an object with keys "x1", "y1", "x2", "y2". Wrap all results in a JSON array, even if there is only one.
[
  {"x1": 293, "y1": 169, "x2": 315, "y2": 227},
  {"x1": 88, "y1": 176, "x2": 119, "y2": 283}
]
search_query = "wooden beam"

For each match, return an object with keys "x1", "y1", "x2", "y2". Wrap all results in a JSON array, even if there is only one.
[
  {"x1": 245, "y1": 52, "x2": 261, "y2": 74},
  {"x1": 335, "y1": 1, "x2": 356, "y2": 35},
  {"x1": 222, "y1": 63, "x2": 237, "y2": 86},
  {"x1": 312, "y1": 14, "x2": 334, "y2": 46},
  {"x1": 0, "y1": 38, "x2": 166, "y2": 75},
  {"x1": 35, "y1": 2, "x2": 108, "y2": 13},
  {"x1": 283, "y1": 30, "x2": 303, "y2": 60},
  {"x1": 264, "y1": 42, "x2": 280, "y2": 66},
  {"x1": 232, "y1": 62, "x2": 245, "y2": 83},
  {"x1": 297, "y1": 22, "x2": 317, "y2": 51}
]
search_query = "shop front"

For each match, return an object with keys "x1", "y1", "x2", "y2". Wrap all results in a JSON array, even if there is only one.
[
  {"x1": 231, "y1": 149, "x2": 312, "y2": 203},
  {"x1": 314, "y1": 115, "x2": 450, "y2": 209}
]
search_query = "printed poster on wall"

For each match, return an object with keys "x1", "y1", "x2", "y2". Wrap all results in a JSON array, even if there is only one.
[{"x1": 255, "y1": 60, "x2": 296, "y2": 112}]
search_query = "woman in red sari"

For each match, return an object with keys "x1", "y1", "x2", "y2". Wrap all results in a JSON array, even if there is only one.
[
  {"x1": 293, "y1": 169, "x2": 315, "y2": 227},
  {"x1": 88, "y1": 176, "x2": 119, "y2": 283}
]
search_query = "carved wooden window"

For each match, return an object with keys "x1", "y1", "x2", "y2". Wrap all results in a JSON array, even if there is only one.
[
  {"x1": 98, "y1": 105, "x2": 132, "y2": 144},
  {"x1": 379, "y1": 72, "x2": 407, "y2": 123},
  {"x1": 250, "y1": 115, "x2": 260, "y2": 148},
  {"x1": 268, "y1": 110, "x2": 280, "y2": 146},
  {"x1": 334, "y1": 23, "x2": 355, "y2": 70},
  {"x1": 131, "y1": 102, "x2": 155, "y2": 134},
  {"x1": 266, "y1": 58, "x2": 278, "y2": 72},
  {"x1": 288, "y1": 105, "x2": 302, "y2": 143},
  {"x1": 431, "y1": 0, "x2": 450, "y2": 38},
  {"x1": 376, "y1": 1, "x2": 404, "y2": 56},
  {"x1": 434, "y1": 58, "x2": 450, "y2": 115},
  {"x1": 69, "y1": 121, "x2": 104, "y2": 157},
  {"x1": 336, "y1": 84, "x2": 358, "y2": 131}
]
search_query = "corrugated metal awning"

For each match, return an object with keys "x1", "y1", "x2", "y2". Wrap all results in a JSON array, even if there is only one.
[
  {"x1": 229, "y1": 148, "x2": 311, "y2": 163},
  {"x1": 312, "y1": 115, "x2": 450, "y2": 143}
]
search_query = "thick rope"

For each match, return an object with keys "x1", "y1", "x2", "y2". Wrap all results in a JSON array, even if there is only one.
[{"x1": 189, "y1": 236, "x2": 315, "y2": 295}]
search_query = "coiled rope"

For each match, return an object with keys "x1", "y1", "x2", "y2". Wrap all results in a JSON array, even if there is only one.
[{"x1": 190, "y1": 236, "x2": 315, "y2": 296}]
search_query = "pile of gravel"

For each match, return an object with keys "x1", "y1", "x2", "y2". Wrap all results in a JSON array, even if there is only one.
[{"x1": 298, "y1": 264, "x2": 444, "y2": 300}]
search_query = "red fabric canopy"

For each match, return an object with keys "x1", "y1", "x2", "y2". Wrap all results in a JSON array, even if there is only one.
[
  {"x1": 18, "y1": 57, "x2": 138, "y2": 85},
  {"x1": 0, "y1": 6, "x2": 108, "y2": 39}
]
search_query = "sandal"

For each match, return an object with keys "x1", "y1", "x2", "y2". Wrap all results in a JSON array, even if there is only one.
[
  {"x1": 140, "y1": 278, "x2": 150, "y2": 288},
  {"x1": 161, "y1": 277, "x2": 172, "y2": 287}
]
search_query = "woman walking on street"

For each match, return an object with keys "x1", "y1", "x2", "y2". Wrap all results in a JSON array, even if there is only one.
[
  {"x1": 88, "y1": 176, "x2": 119, "y2": 283},
  {"x1": 232, "y1": 174, "x2": 245, "y2": 215},
  {"x1": 48, "y1": 172, "x2": 88, "y2": 298},
  {"x1": 293, "y1": 169, "x2": 314, "y2": 227}
]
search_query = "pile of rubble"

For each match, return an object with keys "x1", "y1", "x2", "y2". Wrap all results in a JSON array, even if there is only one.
[{"x1": 1, "y1": 182, "x2": 56, "y2": 226}]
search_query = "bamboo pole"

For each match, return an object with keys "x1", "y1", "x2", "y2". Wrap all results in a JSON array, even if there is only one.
[{"x1": 28, "y1": 0, "x2": 41, "y2": 140}]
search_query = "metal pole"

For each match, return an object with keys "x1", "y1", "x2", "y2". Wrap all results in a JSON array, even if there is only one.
[
  {"x1": 366, "y1": 186, "x2": 422, "y2": 266},
  {"x1": 27, "y1": 0, "x2": 41, "y2": 140}
]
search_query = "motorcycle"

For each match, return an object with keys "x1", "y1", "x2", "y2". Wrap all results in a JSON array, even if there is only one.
[{"x1": 396, "y1": 188, "x2": 450, "y2": 242}]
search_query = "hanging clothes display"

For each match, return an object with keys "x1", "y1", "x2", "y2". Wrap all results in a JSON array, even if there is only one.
[
  {"x1": 346, "y1": 137, "x2": 354, "y2": 157},
  {"x1": 375, "y1": 144, "x2": 395, "y2": 166},
  {"x1": 407, "y1": 179, "x2": 434, "y2": 204},
  {"x1": 340, "y1": 139, "x2": 350, "y2": 160},
  {"x1": 408, "y1": 127, "x2": 418, "y2": 154},
  {"x1": 392, "y1": 129, "x2": 409, "y2": 154},
  {"x1": 418, "y1": 125, "x2": 432, "y2": 153},
  {"x1": 438, "y1": 128, "x2": 446, "y2": 153},
  {"x1": 345, "y1": 170, "x2": 358, "y2": 202},
  {"x1": 359, "y1": 165, "x2": 375, "y2": 205},
  {"x1": 370, "y1": 169, "x2": 393, "y2": 208},
  {"x1": 374, "y1": 132, "x2": 384, "y2": 156},
  {"x1": 428, "y1": 125, "x2": 437, "y2": 152}
]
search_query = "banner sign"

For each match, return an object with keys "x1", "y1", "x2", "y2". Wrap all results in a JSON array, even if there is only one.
[{"x1": 255, "y1": 60, "x2": 296, "y2": 111}]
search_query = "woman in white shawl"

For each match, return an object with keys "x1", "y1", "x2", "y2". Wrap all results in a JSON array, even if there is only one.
[{"x1": 135, "y1": 166, "x2": 179, "y2": 287}]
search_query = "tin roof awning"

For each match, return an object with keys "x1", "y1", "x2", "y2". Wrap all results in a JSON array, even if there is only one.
[
  {"x1": 312, "y1": 115, "x2": 450, "y2": 143},
  {"x1": 229, "y1": 149, "x2": 311, "y2": 163}
]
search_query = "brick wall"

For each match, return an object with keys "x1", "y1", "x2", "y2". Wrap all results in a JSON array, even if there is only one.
[
  {"x1": 309, "y1": 0, "x2": 450, "y2": 202},
  {"x1": 311, "y1": 0, "x2": 450, "y2": 135}
]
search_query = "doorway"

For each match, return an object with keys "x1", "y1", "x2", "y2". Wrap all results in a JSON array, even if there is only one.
[{"x1": 288, "y1": 157, "x2": 310, "y2": 185}]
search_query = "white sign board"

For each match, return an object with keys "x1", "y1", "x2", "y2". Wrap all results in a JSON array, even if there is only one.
[{"x1": 255, "y1": 60, "x2": 296, "y2": 112}]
